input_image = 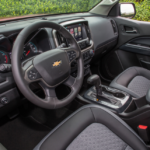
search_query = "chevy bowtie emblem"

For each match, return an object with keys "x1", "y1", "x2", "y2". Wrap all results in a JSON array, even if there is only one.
[{"x1": 52, "y1": 60, "x2": 62, "y2": 67}]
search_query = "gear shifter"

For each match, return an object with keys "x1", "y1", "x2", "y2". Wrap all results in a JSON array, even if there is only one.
[
  {"x1": 87, "y1": 74, "x2": 102, "y2": 96},
  {"x1": 87, "y1": 74, "x2": 111, "y2": 103}
]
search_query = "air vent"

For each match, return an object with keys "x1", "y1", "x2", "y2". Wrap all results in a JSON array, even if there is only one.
[
  {"x1": 110, "y1": 20, "x2": 117, "y2": 35},
  {"x1": 56, "y1": 32, "x2": 68, "y2": 46}
]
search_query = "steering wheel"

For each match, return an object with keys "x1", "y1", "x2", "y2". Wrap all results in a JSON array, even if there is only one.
[{"x1": 11, "y1": 21, "x2": 84, "y2": 109}]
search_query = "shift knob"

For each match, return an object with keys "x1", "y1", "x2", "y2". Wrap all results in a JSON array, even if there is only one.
[
  {"x1": 87, "y1": 74, "x2": 101, "y2": 89},
  {"x1": 87, "y1": 74, "x2": 111, "y2": 103}
]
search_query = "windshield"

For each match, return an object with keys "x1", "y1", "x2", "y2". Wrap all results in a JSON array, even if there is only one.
[{"x1": 0, "y1": 0, "x2": 102, "y2": 21}]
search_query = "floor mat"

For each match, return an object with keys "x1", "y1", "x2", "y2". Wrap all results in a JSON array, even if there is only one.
[
  {"x1": 29, "y1": 106, "x2": 73, "y2": 128},
  {"x1": 0, "y1": 116, "x2": 51, "y2": 150}
]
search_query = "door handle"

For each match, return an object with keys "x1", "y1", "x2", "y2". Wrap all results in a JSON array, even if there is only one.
[{"x1": 125, "y1": 29, "x2": 137, "y2": 33}]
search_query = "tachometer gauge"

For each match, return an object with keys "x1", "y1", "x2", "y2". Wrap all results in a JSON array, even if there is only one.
[{"x1": 0, "y1": 51, "x2": 9, "y2": 64}]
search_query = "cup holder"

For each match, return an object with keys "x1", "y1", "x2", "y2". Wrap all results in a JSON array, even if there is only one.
[
  {"x1": 102, "y1": 87, "x2": 125, "y2": 99},
  {"x1": 113, "y1": 93, "x2": 125, "y2": 98}
]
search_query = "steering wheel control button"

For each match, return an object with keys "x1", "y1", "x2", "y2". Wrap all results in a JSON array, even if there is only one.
[
  {"x1": 67, "y1": 51, "x2": 76, "y2": 62},
  {"x1": 1, "y1": 97, "x2": 9, "y2": 105},
  {"x1": 28, "y1": 68, "x2": 41, "y2": 80}
]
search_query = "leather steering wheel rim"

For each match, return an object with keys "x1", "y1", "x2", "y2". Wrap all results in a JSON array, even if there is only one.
[{"x1": 11, "y1": 21, "x2": 84, "y2": 109}]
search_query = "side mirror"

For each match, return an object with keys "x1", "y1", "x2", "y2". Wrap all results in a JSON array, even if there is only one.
[{"x1": 120, "y1": 3, "x2": 136, "y2": 19}]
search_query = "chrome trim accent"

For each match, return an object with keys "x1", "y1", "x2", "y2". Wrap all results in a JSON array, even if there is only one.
[
  {"x1": 53, "y1": 30, "x2": 59, "y2": 47},
  {"x1": 77, "y1": 38, "x2": 89, "y2": 44},
  {"x1": 60, "y1": 19, "x2": 86, "y2": 26},
  {"x1": 81, "y1": 41, "x2": 94, "y2": 52}
]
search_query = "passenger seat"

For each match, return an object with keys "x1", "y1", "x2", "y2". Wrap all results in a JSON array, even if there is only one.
[{"x1": 110, "y1": 67, "x2": 150, "y2": 98}]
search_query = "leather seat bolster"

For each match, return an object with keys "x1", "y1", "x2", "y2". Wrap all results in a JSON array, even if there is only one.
[{"x1": 34, "y1": 105, "x2": 147, "y2": 150}]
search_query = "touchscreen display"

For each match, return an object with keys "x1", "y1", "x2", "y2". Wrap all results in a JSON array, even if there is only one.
[{"x1": 65, "y1": 24, "x2": 83, "y2": 41}]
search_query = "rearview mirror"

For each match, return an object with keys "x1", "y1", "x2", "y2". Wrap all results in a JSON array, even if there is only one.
[{"x1": 120, "y1": 3, "x2": 136, "y2": 19}]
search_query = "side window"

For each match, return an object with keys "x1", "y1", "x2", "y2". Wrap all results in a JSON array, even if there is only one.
[{"x1": 120, "y1": 0, "x2": 150, "y2": 21}]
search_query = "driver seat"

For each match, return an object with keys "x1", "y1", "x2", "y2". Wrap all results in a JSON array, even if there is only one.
[{"x1": 34, "y1": 105, "x2": 147, "y2": 150}]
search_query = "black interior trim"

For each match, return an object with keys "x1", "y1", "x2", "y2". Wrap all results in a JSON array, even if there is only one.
[{"x1": 34, "y1": 104, "x2": 147, "y2": 150}]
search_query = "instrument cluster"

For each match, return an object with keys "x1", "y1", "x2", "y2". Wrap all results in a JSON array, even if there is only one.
[
  {"x1": 0, "y1": 29, "x2": 51, "y2": 65},
  {"x1": 0, "y1": 40, "x2": 40, "y2": 64}
]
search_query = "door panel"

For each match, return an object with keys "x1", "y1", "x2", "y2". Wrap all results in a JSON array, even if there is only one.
[
  {"x1": 113, "y1": 16, "x2": 150, "y2": 48},
  {"x1": 119, "y1": 36, "x2": 150, "y2": 70},
  {"x1": 117, "y1": 50, "x2": 141, "y2": 70},
  {"x1": 120, "y1": 37, "x2": 150, "y2": 56},
  {"x1": 100, "y1": 16, "x2": 150, "y2": 81}
]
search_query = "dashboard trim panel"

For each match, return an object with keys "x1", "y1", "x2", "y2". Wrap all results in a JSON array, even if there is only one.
[
  {"x1": 52, "y1": 19, "x2": 94, "y2": 53},
  {"x1": 60, "y1": 19, "x2": 87, "y2": 26}
]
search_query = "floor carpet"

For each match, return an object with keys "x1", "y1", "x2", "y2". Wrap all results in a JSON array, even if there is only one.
[{"x1": 0, "y1": 116, "x2": 51, "y2": 150}]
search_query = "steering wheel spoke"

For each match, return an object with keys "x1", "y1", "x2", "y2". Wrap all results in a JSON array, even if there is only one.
[
  {"x1": 39, "y1": 81, "x2": 57, "y2": 98},
  {"x1": 22, "y1": 60, "x2": 42, "y2": 84},
  {"x1": 63, "y1": 75, "x2": 76, "y2": 88}
]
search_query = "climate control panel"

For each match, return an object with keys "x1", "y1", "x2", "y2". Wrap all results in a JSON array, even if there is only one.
[
  {"x1": 71, "y1": 49, "x2": 94, "y2": 77},
  {"x1": 82, "y1": 49, "x2": 94, "y2": 61}
]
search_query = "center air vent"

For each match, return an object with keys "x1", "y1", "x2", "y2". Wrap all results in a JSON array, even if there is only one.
[
  {"x1": 110, "y1": 20, "x2": 118, "y2": 35},
  {"x1": 56, "y1": 32, "x2": 68, "y2": 47}
]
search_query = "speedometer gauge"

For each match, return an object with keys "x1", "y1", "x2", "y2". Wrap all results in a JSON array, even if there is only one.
[
  {"x1": 0, "y1": 51, "x2": 8, "y2": 64},
  {"x1": 23, "y1": 42, "x2": 39, "y2": 60},
  {"x1": 29, "y1": 42, "x2": 38, "y2": 53}
]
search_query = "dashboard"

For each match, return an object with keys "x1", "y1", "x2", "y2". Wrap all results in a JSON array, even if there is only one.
[
  {"x1": 0, "y1": 17, "x2": 118, "y2": 66},
  {"x1": 0, "y1": 13, "x2": 118, "y2": 117}
]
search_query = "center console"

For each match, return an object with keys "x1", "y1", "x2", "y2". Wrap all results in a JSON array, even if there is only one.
[
  {"x1": 84, "y1": 85, "x2": 132, "y2": 113},
  {"x1": 84, "y1": 74, "x2": 132, "y2": 113},
  {"x1": 52, "y1": 19, "x2": 94, "y2": 78}
]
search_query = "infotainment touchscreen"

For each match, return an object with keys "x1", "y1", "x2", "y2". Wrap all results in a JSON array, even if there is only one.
[{"x1": 65, "y1": 24, "x2": 83, "y2": 41}]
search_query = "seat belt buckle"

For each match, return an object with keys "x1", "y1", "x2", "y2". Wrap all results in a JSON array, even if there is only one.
[{"x1": 137, "y1": 125, "x2": 149, "y2": 142}]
